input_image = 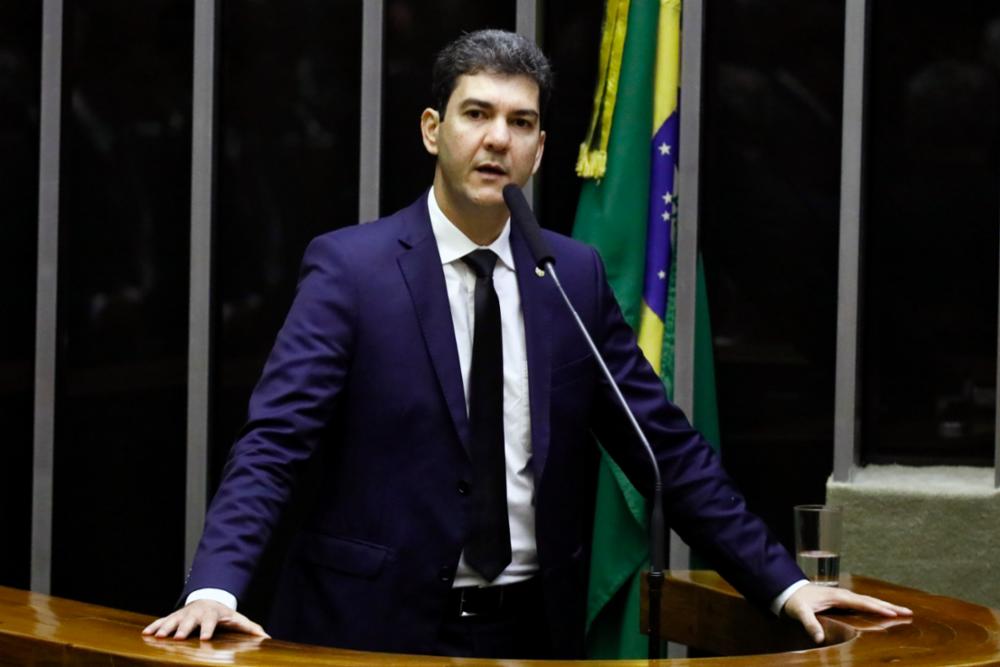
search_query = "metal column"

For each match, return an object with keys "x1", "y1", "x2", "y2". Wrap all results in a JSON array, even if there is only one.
[
  {"x1": 516, "y1": 0, "x2": 539, "y2": 206},
  {"x1": 359, "y1": 0, "x2": 384, "y2": 222},
  {"x1": 833, "y1": 0, "x2": 869, "y2": 483},
  {"x1": 670, "y1": 0, "x2": 705, "y2": 580},
  {"x1": 185, "y1": 0, "x2": 218, "y2": 569},
  {"x1": 31, "y1": 0, "x2": 64, "y2": 595}
]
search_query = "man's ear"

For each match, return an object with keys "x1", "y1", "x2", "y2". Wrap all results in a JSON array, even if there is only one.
[
  {"x1": 531, "y1": 129, "x2": 546, "y2": 176},
  {"x1": 420, "y1": 108, "x2": 440, "y2": 156}
]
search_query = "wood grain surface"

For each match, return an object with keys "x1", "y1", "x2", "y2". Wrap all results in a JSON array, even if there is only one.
[{"x1": 2, "y1": 571, "x2": 999, "y2": 665}]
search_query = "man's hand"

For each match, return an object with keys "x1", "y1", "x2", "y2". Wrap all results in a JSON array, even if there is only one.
[
  {"x1": 783, "y1": 583, "x2": 913, "y2": 644},
  {"x1": 141, "y1": 600, "x2": 270, "y2": 641}
]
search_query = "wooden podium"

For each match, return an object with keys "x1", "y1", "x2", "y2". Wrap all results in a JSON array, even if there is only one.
[
  {"x1": 648, "y1": 571, "x2": 1000, "y2": 665},
  {"x1": 3, "y1": 572, "x2": 1000, "y2": 665}
]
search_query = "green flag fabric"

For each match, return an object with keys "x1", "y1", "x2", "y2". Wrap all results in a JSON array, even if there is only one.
[{"x1": 572, "y1": 0, "x2": 722, "y2": 658}]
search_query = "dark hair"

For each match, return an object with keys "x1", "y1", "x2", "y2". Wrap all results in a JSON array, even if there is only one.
[{"x1": 432, "y1": 29, "x2": 553, "y2": 120}]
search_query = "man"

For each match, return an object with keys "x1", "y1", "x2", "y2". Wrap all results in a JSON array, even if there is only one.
[{"x1": 144, "y1": 30, "x2": 909, "y2": 659}]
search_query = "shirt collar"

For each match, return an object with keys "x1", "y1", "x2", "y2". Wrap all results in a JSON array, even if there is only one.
[{"x1": 427, "y1": 186, "x2": 515, "y2": 271}]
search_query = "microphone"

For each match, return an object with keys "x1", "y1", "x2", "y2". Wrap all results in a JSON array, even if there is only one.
[
  {"x1": 502, "y1": 185, "x2": 555, "y2": 270},
  {"x1": 502, "y1": 184, "x2": 667, "y2": 660}
]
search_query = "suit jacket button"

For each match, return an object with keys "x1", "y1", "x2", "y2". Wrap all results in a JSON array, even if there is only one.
[
  {"x1": 457, "y1": 480, "x2": 470, "y2": 495},
  {"x1": 439, "y1": 566, "x2": 453, "y2": 582}
]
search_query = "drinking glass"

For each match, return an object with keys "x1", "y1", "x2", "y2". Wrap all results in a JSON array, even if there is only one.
[{"x1": 793, "y1": 504, "x2": 842, "y2": 586}]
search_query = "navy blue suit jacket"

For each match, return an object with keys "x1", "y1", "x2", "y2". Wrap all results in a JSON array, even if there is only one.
[{"x1": 184, "y1": 193, "x2": 802, "y2": 657}]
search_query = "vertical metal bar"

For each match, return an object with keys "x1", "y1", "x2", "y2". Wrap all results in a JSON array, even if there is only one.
[
  {"x1": 515, "y1": 0, "x2": 538, "y2": 38},
  {"x1": 674, "y1": 0, "x2": 703, "y2": 421},
  {"x1": 186, "y1": 0, "x2": 217, "y2": 569},
  {"x1": 671, "y1": 3, "x2": 704, "y2": 657},
  {"x1": 32, "y1": 0, "x2": 63, "y2": 595},
  {"x1": 996, "y1": 219, "x2": 1000, "y2": 487},
  {"x1": 516, "y1": 0, "x2": 539, "y2": 207},
  {"x1": 359, "y1": 0, "x2": 383, "y2": 222},
  {"x1": 833, "y1": 0, "x2": 868, "y2": 483}
]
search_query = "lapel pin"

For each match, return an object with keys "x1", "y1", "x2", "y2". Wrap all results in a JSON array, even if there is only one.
[{"x1": 535, "y1": 267, "x2": 545, "y2": 277}]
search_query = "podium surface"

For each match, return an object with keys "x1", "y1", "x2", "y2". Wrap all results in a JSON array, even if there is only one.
[{"x1": 3, "y1": 572, "x2": 1000, "y2": 665}]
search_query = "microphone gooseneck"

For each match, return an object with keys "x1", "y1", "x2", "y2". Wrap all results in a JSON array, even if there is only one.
[{"x1": 502, "y1": 184, "x2": 667, "y2": 660}]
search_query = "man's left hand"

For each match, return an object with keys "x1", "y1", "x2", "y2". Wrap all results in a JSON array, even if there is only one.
[{"x1": 783, "y1": 584, "x2": 913, "y2": 643}]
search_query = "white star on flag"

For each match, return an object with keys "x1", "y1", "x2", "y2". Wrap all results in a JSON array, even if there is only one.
[
  {"x1": 661, "y1": 210, "x2": 670, "y2": 222},
  {"x1": 658, "y1": 270, "x2": 666, "y2": 280},
  {"x1": 662, "y1": 191, "x2": 673, "y2": 205},
  {"x1": 658, "y1": 142, "x2": 671, "y2": 156}
]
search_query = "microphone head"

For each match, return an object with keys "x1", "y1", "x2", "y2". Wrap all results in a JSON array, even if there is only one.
[
  {"x1": 502, "y1": 184, "x2": 555, "y2": 269},
  {"x1": 502, "y1": 183, "x2": 531, "y2": 221}
]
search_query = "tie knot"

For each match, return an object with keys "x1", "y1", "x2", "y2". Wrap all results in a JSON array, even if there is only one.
[{"x1": 461, "y1": 249, "x2": 499, "y2": 279}]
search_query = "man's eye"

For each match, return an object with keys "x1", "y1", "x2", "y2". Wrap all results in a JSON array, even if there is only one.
[
  {"x1": 466, "y1": 109, "x2": 484, "y2": 119},
  {"x1": 512, "y1": 118, "x2": 534, "y2": 129}
]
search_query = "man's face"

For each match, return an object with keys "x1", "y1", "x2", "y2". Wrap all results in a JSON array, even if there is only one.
[{"x1": 421, "y1": 72, "x2": 546, "y2": 220}]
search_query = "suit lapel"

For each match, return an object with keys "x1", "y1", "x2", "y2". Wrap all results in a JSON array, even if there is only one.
[
  {"x1": 396, "y1": 197, "x2": 472, "y2": 456},
  {"x1": 511, "y1": 225, "x2": 552, "y2": 483}
]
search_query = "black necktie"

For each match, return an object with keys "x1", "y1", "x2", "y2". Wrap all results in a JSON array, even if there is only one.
[{"x1": 461, "y1": 249, "x2": 511, "y2": 581}]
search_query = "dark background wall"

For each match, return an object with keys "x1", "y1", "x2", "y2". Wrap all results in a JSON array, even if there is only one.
[
  {"x1": 50, "y1": 0, "x2": 193, "y2": 612},
  {"x1": 701, "y1": 0, "x2": 846, "y2": 549},
  {"x1": 0, "y1": 0, "x2": 40, "y2": 594}
]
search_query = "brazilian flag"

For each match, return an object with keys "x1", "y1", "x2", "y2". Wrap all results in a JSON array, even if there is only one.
[{"x1": 572, "y1": 0, "x2": 721, "y2": 658}]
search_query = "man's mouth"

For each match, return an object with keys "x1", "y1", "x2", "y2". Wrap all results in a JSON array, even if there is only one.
[{"x1": 475, "y1": 163, "x2": 507, "y2": 176}]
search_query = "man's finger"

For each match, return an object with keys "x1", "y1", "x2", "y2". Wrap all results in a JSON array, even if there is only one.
[
  {"x1": 798, "y1": 607, "x2": 825, "y2": 644},
  {"x1": 174, "y1": 613, "x2": 201, "y2": 640},
  {"x1": 839, "y1": 591, "x2": 912, "y2": 617},
  {"x1": 862, "y1": 595, "x2": 912, "y2": 616},
  {"x1": 200, "y1": 613, "x2": 219, "y2": 640},
  {"x1": 153, "y1": 615, "x2": 180, "y2": 638},
  {"x1": 142, "y1": 618, "x2": 163, "y2": 636},
  {"x1": 220, "y1": 612, "x2": 270, "y2": 639}
]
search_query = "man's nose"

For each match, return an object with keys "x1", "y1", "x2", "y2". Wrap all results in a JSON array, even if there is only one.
[{"x1": 483, "y1": 118, "x2": 511, "y2": 150}]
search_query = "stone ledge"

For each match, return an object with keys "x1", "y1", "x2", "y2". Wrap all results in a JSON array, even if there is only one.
[{"x1": 826, "y1": 465, "x2": 1000, "y2": 608}]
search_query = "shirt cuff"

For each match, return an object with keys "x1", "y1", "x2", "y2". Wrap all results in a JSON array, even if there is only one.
[
  {"x1": 770, "y1": 579, "x2": 810, "y2": 616},
  {"x1": 185, "y1": 588, "x2": 238, "y2": 611}
]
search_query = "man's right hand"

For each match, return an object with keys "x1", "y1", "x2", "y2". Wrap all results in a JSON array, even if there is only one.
[{"x1": 141, "y1": 600, "x2": 270, "y2": 641}]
